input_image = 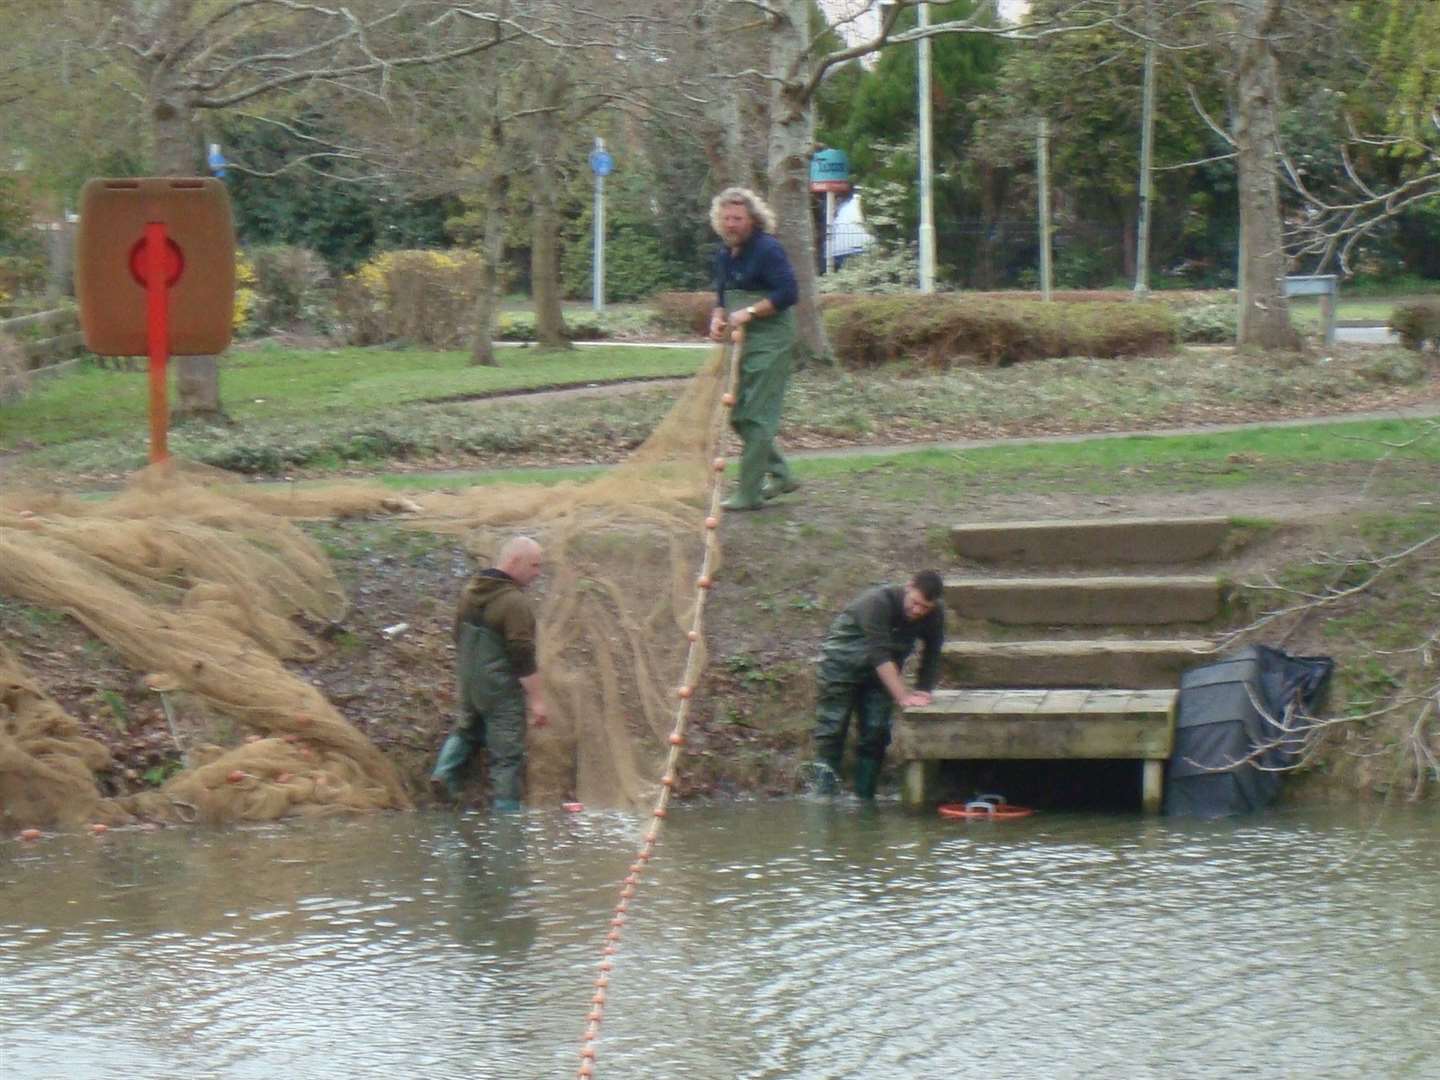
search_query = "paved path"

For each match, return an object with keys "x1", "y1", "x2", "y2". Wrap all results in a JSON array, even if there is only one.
[
  {"x1": 1335, "y1": 325, "x2": 1399, "y2": 346},
  {"x1": 791, "y1": 401, "x2": 1440, "y2": 462}
]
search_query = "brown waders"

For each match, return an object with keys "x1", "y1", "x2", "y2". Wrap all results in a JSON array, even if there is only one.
[{"x1": 726, "y1": 290, "x2": 796, "y2": 509}]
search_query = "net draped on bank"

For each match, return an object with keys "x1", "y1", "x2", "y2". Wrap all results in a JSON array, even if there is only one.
[{"x1": 0, "y1": 344, "x2": 731, "y2": 829}]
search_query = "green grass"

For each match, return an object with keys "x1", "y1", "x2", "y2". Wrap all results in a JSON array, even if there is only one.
[
  {"x1": 1288, "y1": 296, "x2": 1401, "y2": 328},
  {"x1": 791, "y1": 417, "x2": 1440, "y2": 481},
  {"x1": 352, "y1": 417, "x2": 1439, "y2": 501},
  {"x1": 0, "y1": 343, "x2": 708, "y2": 450}
]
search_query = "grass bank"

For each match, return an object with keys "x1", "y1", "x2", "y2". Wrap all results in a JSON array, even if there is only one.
[{"x1": 2, "y1": 339, "x2": 1435, "y2": 485}]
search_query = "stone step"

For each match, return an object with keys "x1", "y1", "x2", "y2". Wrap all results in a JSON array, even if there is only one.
[
  {"x1": 942, "y1": 639, "x2": 1215, "y2": 689},
  {"x1": 895, "y1": 688, "x2": 1178, "y2": 762},
  {"x1": 944, "y1": 574, "x2": 1220, "y2": 626},
  {"x1": 951, "y1": 515, "x2": 1231, "y2": 565}
]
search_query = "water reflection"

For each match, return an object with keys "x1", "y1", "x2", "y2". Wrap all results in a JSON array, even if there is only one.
[{"x1": 2, "y1": 802, "x2": 1438, "y2": 1079}]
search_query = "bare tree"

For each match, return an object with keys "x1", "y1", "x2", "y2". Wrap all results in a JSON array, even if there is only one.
[{"x1": 33, "y1": 0, "x2": 532, "y2": 414}]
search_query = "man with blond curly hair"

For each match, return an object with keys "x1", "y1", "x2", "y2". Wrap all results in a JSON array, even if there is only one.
[{"x1": 707, "y1": 187, "x2": 801, "y2": 511}]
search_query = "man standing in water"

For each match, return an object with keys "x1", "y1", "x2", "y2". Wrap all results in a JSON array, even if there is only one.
[
  {"x1": 431, "y1": 535, "x2": 548, "y2": 811},
  {"x1": 707, "y1": 187, "x2": 801, "y2": 511},
  {"x1": 809, "y1": 571, "x2": 946, "y2": 798}
]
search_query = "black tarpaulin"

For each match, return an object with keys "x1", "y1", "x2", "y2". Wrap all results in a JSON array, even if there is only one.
[{"x1": 1163, "y1": 644, "x2": 1335, "y2": 817}]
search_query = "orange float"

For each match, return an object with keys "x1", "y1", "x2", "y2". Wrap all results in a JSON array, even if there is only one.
[{"x1": 938, "y1": 798, "x2": 1035, "y2": 821}]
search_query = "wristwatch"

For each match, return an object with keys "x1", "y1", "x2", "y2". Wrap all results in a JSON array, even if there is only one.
[{"x1": 746, "y1": 305, "x2": 758, "y2": 317}]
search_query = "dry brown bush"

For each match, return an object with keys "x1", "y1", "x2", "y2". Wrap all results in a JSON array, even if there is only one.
[{"x1": 651, "y1": 291, "x2": 715, "y2": 336}]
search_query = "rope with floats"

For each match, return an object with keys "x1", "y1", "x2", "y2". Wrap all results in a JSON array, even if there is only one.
[{"x1": 575, "y1": 329, "x2": 744, "y2": 1079}]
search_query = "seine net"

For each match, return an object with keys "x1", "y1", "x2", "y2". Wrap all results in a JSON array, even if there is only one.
[{"x1": 0, "y1": 343, "x2": 732, "y2": 828}]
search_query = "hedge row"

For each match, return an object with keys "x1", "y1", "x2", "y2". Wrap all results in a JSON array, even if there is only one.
[{"x1": 651, "y1": 290, "x2": 1177, "y2": 367}]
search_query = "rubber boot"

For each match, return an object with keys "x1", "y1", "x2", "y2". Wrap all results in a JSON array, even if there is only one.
[
  {"x1": 853, "y1": 757, "x2": 882, "y2": 800},
  {"x1": 806, "y1": 761, "x2": 840, "y2": 796},
  {"x1": 430, "y1": 731, "x2": 475, "y2": 802}
]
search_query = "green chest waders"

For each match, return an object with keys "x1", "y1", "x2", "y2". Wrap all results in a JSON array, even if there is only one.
[
  {"x1": 432, "y1": 622, "x2": 528, "y2": 808},
  {"x1": 726, "y1": 289, "x2": 796, "y2": 507}
]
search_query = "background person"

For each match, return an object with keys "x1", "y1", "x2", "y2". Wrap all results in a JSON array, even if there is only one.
[
  {"x1": 810, "y1": 571, "x2": 946, "y2": 798},
  {"x1": 707, "y1": 187, "x2": 801, "y2": 511},
  {"x1": 431, "y1": 535, "x2": 548, "y2": 811}
]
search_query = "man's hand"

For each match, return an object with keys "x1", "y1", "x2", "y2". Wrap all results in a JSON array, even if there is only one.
[
  {"x1": 901, "y1": 690, "x2": 933, "y2": 709},
  {"x1": 708, "y1": 312, "x2": 728, "y2": 342},
  {"x1": 528, "y1": 701, "x2": 549, "y2": 729}
]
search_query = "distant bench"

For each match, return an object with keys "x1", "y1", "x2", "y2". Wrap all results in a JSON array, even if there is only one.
[{"x1": 1285, "y1": 274, "x2": 1338, "y2": 347}]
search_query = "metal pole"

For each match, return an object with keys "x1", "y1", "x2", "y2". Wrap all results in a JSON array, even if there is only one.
[
  {"x1": 917, "y1": 0, "x2": 936, "y2": 293},
  {"x1": 1038, "y1": 117, "x2": 1053, "y2": 301},
  {"x1": 1134, "y1": 1, "x2": 1156, "y2": 297},
  {"x1": 593, "y1": 136, "x2": 606, "y2": 314},
  {"x1": 825, "y1": 189, "x2": 836, "y2": 275}
]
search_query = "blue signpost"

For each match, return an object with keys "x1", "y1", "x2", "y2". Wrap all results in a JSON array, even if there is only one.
[
  {"x1": 810, "y1": 149, "x2": 851, "y2": 274},
  {"x1": 590, "y1": 139, "x2": 614, "y2": 313}
]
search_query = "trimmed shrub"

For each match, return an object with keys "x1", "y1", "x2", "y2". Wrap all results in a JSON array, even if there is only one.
[
  {"x1": 336, "y1": 249, "x2": 483, "y2": 347},
  {"x1": 823, "y1": 294, "x2": 1175, "y2": 368},
  {"x1": 651, "y1": 291, "x2": 715, "y2": 337},
  {"x1": 1390, "y1": 299, "x2": 1440, "y2": 351}
]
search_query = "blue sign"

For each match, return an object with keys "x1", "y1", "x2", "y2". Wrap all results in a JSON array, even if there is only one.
[
  {"x1": 589, "y1": 149, "x2": 614, "y2": 177},
  {"x1": 809, "y1": 149, "x2": 849, "y2": 183},
  {"x1": 207, "y1": 142, "x2": 228, "y2": 179}
]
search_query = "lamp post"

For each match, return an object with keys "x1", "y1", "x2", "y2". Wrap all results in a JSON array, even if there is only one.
[
  {"x1": 878, "y1": 0, "x2": 936, "y2": 292},
  {"x1": 917, "y1": 1, "x2": 936, "y2": 293}
]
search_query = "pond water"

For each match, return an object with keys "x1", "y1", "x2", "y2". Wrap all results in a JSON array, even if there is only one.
[{"x1": 3, "y1": 800, "x2": 1438, "y2": 1079}]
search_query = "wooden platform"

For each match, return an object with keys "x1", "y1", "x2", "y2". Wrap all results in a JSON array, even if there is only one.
[{"x1": 893, "y1": 688, "x2": 1179, "y2": 812}]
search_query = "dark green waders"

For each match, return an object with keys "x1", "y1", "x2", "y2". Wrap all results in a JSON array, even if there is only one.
[
  {"x1": 812, "y1": 654, "x2": 896, "y2": 799},
  {"x1": 432, "y1": 622, "x2": 527, "y2": 811},
  {"x1": 727, "y1": 290, "x2": 796, "y2": 508}
]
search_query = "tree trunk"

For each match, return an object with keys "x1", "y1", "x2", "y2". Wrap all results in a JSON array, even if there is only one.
[
  {"x1": 530, "y1": 200, "x2": 568, "y2": 348},
  {"x1": 470, "y1": 186, "x2": 506, "y2": 367},
  {"x1": 768, "y1": 0, "x2": 830, "y2": 365},
  {"x1": 1231, "y1": 0, "x2": 1300, "y2": 350},
  {"x1": 530, "y1": 70, "x2": 570, "y2": 350},
  {"x1": 141, "y1": 2, "x2": 225, "y2": 421},
  {"x1": 469, "y1": 0, "x2": 509, "y2": 367}
]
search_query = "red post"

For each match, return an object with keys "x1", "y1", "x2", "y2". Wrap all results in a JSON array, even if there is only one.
[{"x1": 145, "y1": 221, "x2": 170, "y2": 464}]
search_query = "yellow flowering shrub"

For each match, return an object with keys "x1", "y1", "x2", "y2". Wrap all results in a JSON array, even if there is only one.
[
  {"x1": 336, "y1": 249, "x2": 484, "y2": 347},
  {"x1": 233, "y1": 251, "x2": 258, "y2": 335}
]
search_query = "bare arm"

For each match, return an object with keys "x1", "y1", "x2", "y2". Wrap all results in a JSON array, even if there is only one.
[
  {"x1": 520, "y1": 672, "x2": 548, "y2": 727},
  {"x1": 874, "y1": 661, "x2": 931, "y2": 709}
]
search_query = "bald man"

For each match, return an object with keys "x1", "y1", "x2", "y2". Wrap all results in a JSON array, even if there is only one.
[{"x1": 430, "y1": 535, "x2": 548, "y2": 811}]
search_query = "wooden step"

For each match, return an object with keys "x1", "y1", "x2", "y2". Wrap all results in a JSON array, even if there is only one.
[
  {"x1": 944, "y1": 575, "x2": 1220, "y2": 625},
  {"x1": 951, "y1": 516, "x2": 1231, "y2": 565},
  {"x1": 895, "y1": 688, "x2": 1178, "y2": 760},
  {"x1": 942, "y1": 639, "x2": 1215, "y2": 689},
  {"x1": 894, "y1": 688, "x2": 1179, "y2": 813}
]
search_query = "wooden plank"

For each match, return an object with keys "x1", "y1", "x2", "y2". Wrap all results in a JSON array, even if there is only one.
[
  {"x1": 896, "y1": 715, "x2": 1175, "y2": 760},
  {"x1": 1142, "y1": 759, "x2": 1164, "y2": 813},
  {"x1": 902, "y1": 760, "x2": 939, "y2": 808},
  {"x1": 0, "y1": 307, "x2": 78, "y2": 334}
]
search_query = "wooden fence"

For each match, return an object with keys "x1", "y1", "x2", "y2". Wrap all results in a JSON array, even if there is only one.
[{"x1": 0, "y1": 306, "x2": 87, "y2": 378}]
